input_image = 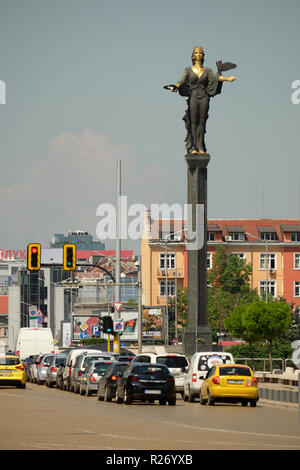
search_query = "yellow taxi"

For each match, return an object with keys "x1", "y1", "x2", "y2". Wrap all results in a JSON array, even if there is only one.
[
  {"x1": 199, "y1": 364, "x2": 258, "y2": 407},
  {"x1": 0, "y1": 355, "x2": 26, "y2": 389}
]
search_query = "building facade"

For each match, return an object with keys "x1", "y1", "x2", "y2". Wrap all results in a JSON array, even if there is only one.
[{"x1": 141, "y1": 214, "x2": 300, "y2": 312}]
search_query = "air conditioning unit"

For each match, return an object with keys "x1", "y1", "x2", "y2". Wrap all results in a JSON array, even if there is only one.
[
  {"x1": 174, "y1": 235, "x2": 181, "y2": 241},
  {"x1": 161, "y1": 270, "x2": 166, "y2": 276},
  {"x1": 225, "y1": 236, "x2": 232, "y2": 242}
]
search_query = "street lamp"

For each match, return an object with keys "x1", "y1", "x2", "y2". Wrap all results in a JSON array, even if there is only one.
[
  {"x1": 135, "y1": 256, "x2": 142, "y2": 354},
  {"x1": 161, "y1": 228, "x2": 186, "y2": 345}
]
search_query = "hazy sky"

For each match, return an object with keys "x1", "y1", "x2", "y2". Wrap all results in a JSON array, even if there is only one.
[{"x1": 0, "y1": 0, "x2": 300, "y2": 252}]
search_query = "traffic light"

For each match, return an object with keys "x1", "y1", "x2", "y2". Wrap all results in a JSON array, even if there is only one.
[
  {"x1": 27, "y1": 243, "x2": 41, "y2": 271},
  {"x1": 103, "y1": 315, "x2": 114, "y2": 334},
  {"x1": 63, "y1": 244, "x2": 76, "y2": 270},
  {"x1": 106, "y1": 316, "x2": 114, "y2": 334}
]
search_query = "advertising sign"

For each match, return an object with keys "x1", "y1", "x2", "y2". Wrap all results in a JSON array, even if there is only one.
[
  {"x1": 72, "y1": 311, "x2": 139, "y2": 342},
  {"x1": 142, "y1": 306, "x2": 164, "y2": 339}
]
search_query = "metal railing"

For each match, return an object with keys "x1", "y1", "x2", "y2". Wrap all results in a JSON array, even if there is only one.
[{"x1": 235, "y1": 357, "x2": 285, "y2": 372}]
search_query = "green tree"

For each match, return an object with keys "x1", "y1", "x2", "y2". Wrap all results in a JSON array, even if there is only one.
[
  {"x1": 224, "y1": 304, "x2": 262, "y2": 370},
  {"x1": 243, "y1": 300, "x2": 292, "y2": 371},
  {"x1": 208, "y1": 245, "x2": 258, "y2": 338}
]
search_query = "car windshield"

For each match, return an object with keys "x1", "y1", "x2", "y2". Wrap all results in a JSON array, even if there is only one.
[
  {"x1": 156, "y1": 356, "x2": 188, "y2": 368},
  {"x1": 0, "y1": 357, "x2": 20, "y2": 365},
  {"x1": 55, "y1": 356, "x2": 66, "y2": 364},
  {"x1": 94, "y1": 362, "x2": 113, "y2": 374},
  {"x1": 198, "y1": 354, "x2": 232, "y2": 372},
  {"x1": 132, "y1": 365, "x2": 169, "y2": 379},
  {"x1": 83, "y1": 356, "x2": 110, "y2": 368},
  {"x1": 219, "y1": 366, "x2": 251, "y2": 377},
  {"x1": 114, "y1": 363, "x2": 130, "y2": 375}
]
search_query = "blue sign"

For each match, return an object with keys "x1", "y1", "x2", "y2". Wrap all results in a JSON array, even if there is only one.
[
  {"x1": 80, "y1": 331, "x2": 88, "y2": 340},
  {"x1": 92, "y1": 325, "x2": 101, "y2": 337}
]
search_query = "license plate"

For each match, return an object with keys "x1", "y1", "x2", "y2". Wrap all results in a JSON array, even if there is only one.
[
  {"x1": 228, "y1": 380, "x2": 244, "y2": 384},
  {"x1": 144, "y1": 390, "x2": 161, "y2": 394}
]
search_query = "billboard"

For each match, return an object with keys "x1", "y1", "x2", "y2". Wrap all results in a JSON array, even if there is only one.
[
  {"x1": 72, "y1": 306, "x2": 165, "y2": 343},
  {"x1": 72, "y1": 311, "x2": 139, "y2": 343},
  {"x1": 142, "y1": 306, "x2": 164, "y2": 339}
]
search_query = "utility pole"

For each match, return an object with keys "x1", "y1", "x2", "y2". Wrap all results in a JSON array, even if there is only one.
[{"x1": 114, "y1": 160, "x2": 121, "y2": 354}]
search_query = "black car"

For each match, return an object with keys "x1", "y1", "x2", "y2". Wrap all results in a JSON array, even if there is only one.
[
  {"x1": 115, "y1": 363, "x2": 176, "y2": 406},
  {"x1": 97, "y1": 361, "x2": 131, "y2": 401}
]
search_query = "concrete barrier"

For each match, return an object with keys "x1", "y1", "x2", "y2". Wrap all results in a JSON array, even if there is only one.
[{"x1": 259, "y1": 387, "x2": 298, "y2": 403}]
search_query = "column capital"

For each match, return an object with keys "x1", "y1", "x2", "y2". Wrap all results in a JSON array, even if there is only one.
[{"x1": 185, "y1": 154, "x2": 210, "y2": 169}]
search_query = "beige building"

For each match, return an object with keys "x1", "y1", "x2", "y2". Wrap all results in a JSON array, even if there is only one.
[{"x1": 141, "y1": 211, "x2": 186, "y2": 306}]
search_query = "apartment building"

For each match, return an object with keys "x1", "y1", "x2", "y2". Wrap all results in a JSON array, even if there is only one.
[{"x1": 141, "y1": 214, "x2": 300, "y2": 311}]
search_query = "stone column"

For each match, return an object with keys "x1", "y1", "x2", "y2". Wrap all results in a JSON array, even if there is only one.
[{"x1": 183, "y1": 154, "x2": 212, "y2": 356}]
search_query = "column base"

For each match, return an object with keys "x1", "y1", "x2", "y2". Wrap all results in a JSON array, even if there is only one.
[{"x1": 183, "y1": 326, "x2": 212, "y2": 356}]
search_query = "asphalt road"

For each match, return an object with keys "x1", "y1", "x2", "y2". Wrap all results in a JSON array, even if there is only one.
[{"x1": 0, "y1": 383, "x2": 300, "y2": 451}]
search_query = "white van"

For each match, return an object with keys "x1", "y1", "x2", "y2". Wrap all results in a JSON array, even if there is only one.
[
  {"x1": 183, "y1": 351, "x2": 234, "y2": 402},
  {"x1": 16, "y1": 328, "x2": 55, "y2": 360}
]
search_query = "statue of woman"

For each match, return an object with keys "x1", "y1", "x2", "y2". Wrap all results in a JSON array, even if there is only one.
[{"x1": 170, "y1": 46, "x2": 236, "y2": 154}]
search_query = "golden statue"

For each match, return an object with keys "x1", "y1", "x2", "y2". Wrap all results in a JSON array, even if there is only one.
[{"x1": 165, "y1": 46, "x2": 236, "y2": 154}]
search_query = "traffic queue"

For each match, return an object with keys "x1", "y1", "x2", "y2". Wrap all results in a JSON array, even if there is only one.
[{"x1": 0, "y1": 348, "x2": 259, "y2": 408}]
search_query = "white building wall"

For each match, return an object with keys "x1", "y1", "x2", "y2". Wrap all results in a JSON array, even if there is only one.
[{"x1": 8, "y1": 285, "x2": 21, "y2": 351}]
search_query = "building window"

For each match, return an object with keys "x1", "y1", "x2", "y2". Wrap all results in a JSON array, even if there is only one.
[
  {"x1": 260, "y1": 232, "x2": 277, "y2": 241},
  {"x1": 159, "y1": 253, "x2": 176, "y2": 269},
  {"x1": 259, "y1": 253, "x2": 276, "y2": 270},
  {"x1": 291, "y1": 233, "x2": 300, "y2": 242},
  {"x1": 159, "y1": 280, "x2": 176, "y2": 297},
  {"x1": 294, "y1": 282, "x2": 300, "y2": 297},
  {"x1": 229, "y1": 232, "x2": 245, "y2": 241},
  {"x1": 259, "y1": 281, "x2": 276, "y2": 297},
  {"x1": 231, "y1": 253, "x2": 245, "y2": 260},
  {"x1": 207, "y1": 232, "x2": 215, "y2": 241},
  {"x1": 207, "y1": 252, "x2": 212, "y2": 269},
  {"x1": 294, "y1": 254, "x2": 300, "y2": 270}
]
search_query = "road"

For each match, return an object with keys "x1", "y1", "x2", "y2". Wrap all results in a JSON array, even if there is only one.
[{"x1": 0, "y1": 383, "x2": 300, "y2": 451}]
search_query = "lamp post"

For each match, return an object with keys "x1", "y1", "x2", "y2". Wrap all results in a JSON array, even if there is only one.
[{"x1": 135, "y1": 255, "x2": 142, "y2": 354}]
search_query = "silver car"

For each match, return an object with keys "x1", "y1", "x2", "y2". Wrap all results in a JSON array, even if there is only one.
[
  {"x1": 79, "y1": 360, "x2": 114, "y2": 396},
  {"x1": 36, "y1": 354, "x2": 56, "y2": 385},
  {"x1": 45, "y1": 353, "x2": 69, "y2": 388},
  {"x1": 70, "y1": 352, "x2": 115, "y2": 393}
]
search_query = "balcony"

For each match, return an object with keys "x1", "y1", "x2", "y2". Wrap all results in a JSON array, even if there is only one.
[{"x1": 157, "y1": 268, "x2": 184, "y2": 278}]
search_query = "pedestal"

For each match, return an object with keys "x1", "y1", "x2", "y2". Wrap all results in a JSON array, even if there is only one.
[{"x1": 183, "y1": 154, "x2": 212, "y2": 356}]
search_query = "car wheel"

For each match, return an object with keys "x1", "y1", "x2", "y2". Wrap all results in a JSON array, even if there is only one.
[
  {"x1": 199, "y1": 392, "x2": 207, "y2": 405},
  {"x1": 250, "y1": 400, "x2": 257, "y2": 407},
  {"x1": 168, "y1": 397, "x2": 176, "y2": 406},
  {"x1": 124, "y1": 388, "x2": 132, "y2": 404},
  {"x1": 115, "y1": 388, "x2": 123, "y2": 404},
  {"x1": 241, "y1": 400, "x2": 248, "y2": 406},
  {"x1": 104, "y1": 386, "x2": 112, "y2": 402},
  {"x1": 188, "y1": 387, "x2": 195, "y2": 403},
  {"x1": 207, "y1": 391, "x2": 215, "y2": 406},
  {"x1": 17, "y1": 382, "x2": 26, "y2": 389},
  {"x1": 159, "y1": 399, "x2": 167, "y2": 405}
]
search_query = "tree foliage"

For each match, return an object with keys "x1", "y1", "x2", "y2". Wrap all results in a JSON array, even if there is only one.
[{"x1": 207, "y1": 245, "x2": 259, "y2": 338}]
